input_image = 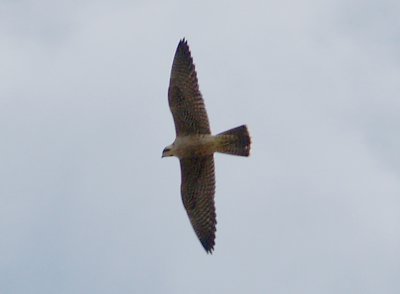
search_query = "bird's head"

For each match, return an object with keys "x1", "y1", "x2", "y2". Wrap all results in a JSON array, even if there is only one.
[{"x1": 162, "y1": 144, "x2": 174, "y2": 158}]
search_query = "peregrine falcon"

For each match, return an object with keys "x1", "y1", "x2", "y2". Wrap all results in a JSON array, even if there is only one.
[{"x1": 162, "y1": 39, "x2": 251, "y2": 253}]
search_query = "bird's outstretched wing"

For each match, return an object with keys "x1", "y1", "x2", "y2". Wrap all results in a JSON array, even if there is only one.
[
  {"x1": 168, "y1": 39, "x2": 211, "y2": 136},
  {"x1": 180, "y1": 155, "x2": 216, "y2": 253}
]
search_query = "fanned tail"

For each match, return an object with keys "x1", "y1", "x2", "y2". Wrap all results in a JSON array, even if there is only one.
[{"x1": 215, "y1": 125, "x2": 251, "y2": 156}]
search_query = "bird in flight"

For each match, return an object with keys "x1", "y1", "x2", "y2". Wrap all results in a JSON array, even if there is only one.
[{"x1": 162, "y1": 39, "x2": 251, "y2": 253}]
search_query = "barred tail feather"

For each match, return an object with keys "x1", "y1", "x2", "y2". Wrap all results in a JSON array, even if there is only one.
[{"x1": 215, "y1": 125, "x2": 251, "y2": 156}]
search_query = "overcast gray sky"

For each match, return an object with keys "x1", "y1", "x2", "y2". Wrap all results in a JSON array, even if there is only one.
[{"x1": 1, "y1": 0, "x2": 400, "y2": 293}]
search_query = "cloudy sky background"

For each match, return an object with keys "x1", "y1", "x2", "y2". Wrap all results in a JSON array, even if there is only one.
[{"x1": 1, "y1": 0, "x2": 400, "y2": 293}]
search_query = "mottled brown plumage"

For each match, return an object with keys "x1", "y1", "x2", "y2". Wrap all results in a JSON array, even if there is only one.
[
  {"x1": 168, "y1": 40, "x2": 210, "y2": 136},
  {"x1": 180, "y1": 156, "x2": 216, "y2": 252},
  {"x1": 162, "y1": 39, "x2": 251, "y2": 253}
]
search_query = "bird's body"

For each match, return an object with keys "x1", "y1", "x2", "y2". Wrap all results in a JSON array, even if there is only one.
[
  {"x1": 165, "y1": 134, "x2": 216, "y2": 158},
  {"x1": 162, "y1": 39, "x2": 251, "y2": 253}
]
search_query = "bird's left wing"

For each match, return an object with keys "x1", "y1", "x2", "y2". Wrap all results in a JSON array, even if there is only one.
[{"x1": 168, "y1": 39, "x2": 211, "y2": 136}]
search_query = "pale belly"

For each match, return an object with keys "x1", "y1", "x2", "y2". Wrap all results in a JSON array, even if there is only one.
[{"x1": 173, "y1": 135, "x2": 217, "y2": 158}]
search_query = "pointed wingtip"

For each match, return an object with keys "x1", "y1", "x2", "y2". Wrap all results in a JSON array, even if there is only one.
[
  {"x1": 205, "y1": 242, "x2": 214, "y2": 254},
  {"x1": 205, "y1": 247, "x2": 214, "y2": 254},
  {"x1": 174, "y1": 38, "x2": 192, "y2": 63},
  {"x1": 177, "y1": 38, "x2": 189, "y2": 51},
  {"x1": 201, "y1": 238, "x2": 215, "y2": 254}
]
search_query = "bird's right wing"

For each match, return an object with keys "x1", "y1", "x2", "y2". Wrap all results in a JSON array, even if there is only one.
[{"x1": 180, "y1": 155, "x2": 216, "y2": 253}]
